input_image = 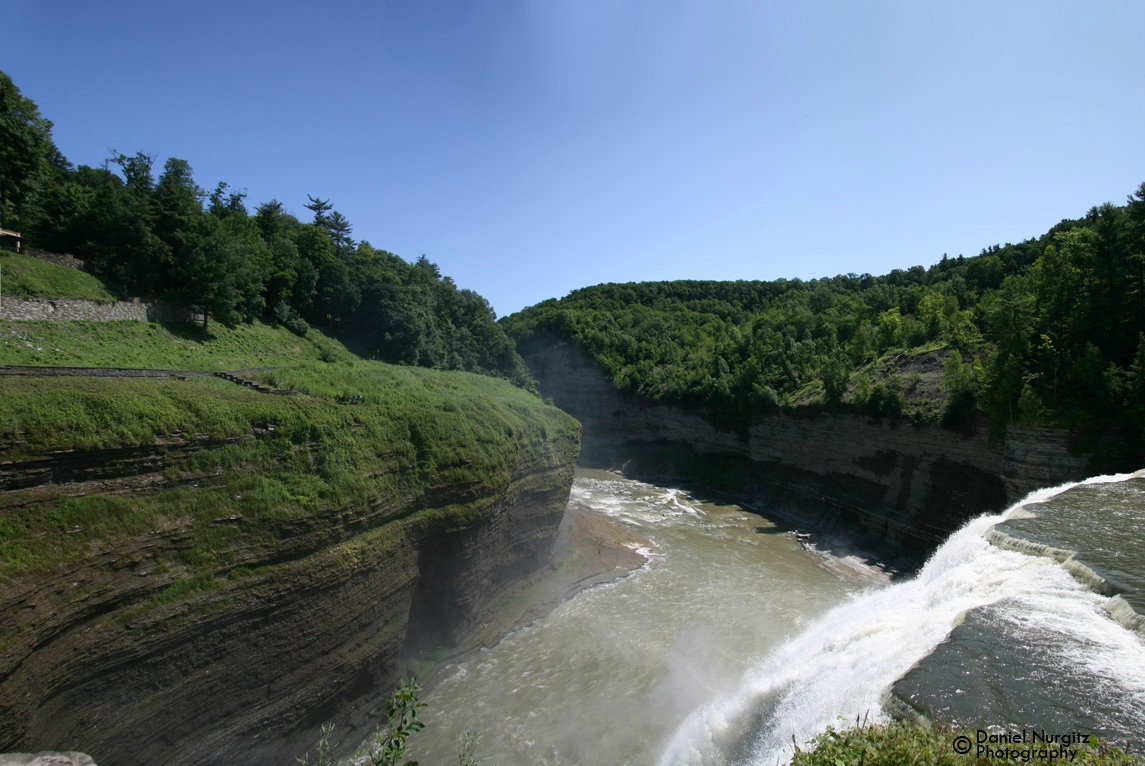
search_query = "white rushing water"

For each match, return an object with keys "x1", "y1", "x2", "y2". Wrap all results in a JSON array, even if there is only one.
[{"x1": 659, "y1": 473, "x2": 1145, "y2": 765}]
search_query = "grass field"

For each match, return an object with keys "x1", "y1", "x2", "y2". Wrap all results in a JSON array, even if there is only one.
[{"x1": 0, "y1": 252, "x2": 118, "y2": 301}]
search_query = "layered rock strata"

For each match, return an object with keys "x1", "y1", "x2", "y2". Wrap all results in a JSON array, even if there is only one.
[
  {"x1": 522, "y1": 340, "x2": 1102, "y2": 553},
  {"x1": 0, "y1": 395, "x2": 578, "y2": 765}
]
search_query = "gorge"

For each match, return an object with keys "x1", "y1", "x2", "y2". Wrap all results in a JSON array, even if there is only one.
[
  {"x1": 2, "y1": 329, "x2": 1143, "y2": 766},
  {"x1": 485, "y1": 335, "x2": 1143, "y2": 763},
  {"x1": 368, "y1": 335, "x2": 1144, "y2": 765},
  {"x1": 2, "y1": 60, "x2": 1143, "y2": 765}
]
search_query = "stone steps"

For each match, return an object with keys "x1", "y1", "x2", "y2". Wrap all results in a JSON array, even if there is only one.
[{"x1": 213, "y1": 371, "x2": 298, "y2": 396}]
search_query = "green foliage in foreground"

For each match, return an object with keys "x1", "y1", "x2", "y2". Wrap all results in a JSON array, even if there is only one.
[
  {"x1": 358, "y1": 677, "x2": 427, "y2": 766},
  {"x1": 505, "y1": 183, "x2": 1145, "y2": 440},
  {"x1": 0, "y1": 317, "x2": 356, "y2": 370},
  {"x1": 299, "y1": 679, "x2": 491, "y2": 766},
  {"x1": 0, "y1": 252, "x2": 118, "y2": 300},
  {"x1": 793, "y1": 722, "x2": 1138, "y2": 766},
  {"x1": 0, "y1": 363, "x2": 577, "y2": 580}
]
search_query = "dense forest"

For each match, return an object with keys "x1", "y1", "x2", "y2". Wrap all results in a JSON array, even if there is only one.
[
  {"x1": 0, "y1": 71, "x2": 534, "y2": 389},
  {"x1": 504, "y1": 186, "x2": 1145, "y2": 442}
]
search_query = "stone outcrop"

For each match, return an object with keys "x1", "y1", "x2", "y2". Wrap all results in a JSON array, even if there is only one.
[
  {"x1": 521, "y1": 339, "x2": 1108, "y2": 553},
  {"x1": 0, "y1": 412, "x2": 579, "y2": 765}
]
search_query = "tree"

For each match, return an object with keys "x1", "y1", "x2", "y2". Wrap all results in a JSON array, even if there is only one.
[
  {"x1": 875, "y1": 308, "x2": 902, "y2": 352},
  {"x1": 155, "y1": 158, "x2": 203, "y2": 245},
  {"x1": 941, "y1": 350, "x2": 982, "y2": 430},
  {"x1": 304, "y1": 195, "x2": 332, "y2": 228},
  {"x1": 112, "y1": 151, "x2": 158, "y2": 194},
  {"x1": 95, "y1": 152, "x2": 169, "y2": 294},
  {"x1": 820, "y1": 352, "x2": 850, "y2": 406},
  {"x1": 0, "y1": 70, "x2": 61, "y2": 230},
  {"x1": 208, "y1": 182, "x2": 248, "y2": 219},
  {"x1": 173, "y1": 214, "x2": 267, "y2": 330},
  {"x1": 175, "y1": 217, "x2": 240, "y2": 330},
  {"x1": 324, "y1": 210, "x2": 354, "y2": 251},
  {"x1": 359, "y1": 678, "x2": 426, "y2": 766},
  {"x1": 254, "y1": 199, "x2": 297, "y2": 240},
  {"x1": 1128, "y1": 333, "x2": 1145, "y2": 422}
]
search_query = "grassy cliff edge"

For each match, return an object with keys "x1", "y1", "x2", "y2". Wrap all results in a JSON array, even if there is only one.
[{"x1": 0, "y1": 309, "x2": 580, "y2": 764}]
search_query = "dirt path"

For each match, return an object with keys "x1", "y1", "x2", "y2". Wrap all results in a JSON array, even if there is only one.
[{"x1": 0, "y1": 365, "x2": 297, "y2": 395}]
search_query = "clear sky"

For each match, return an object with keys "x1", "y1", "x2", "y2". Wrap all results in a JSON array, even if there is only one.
[{"x1": 6, "y1": 1, "x2": 1144, "y2": 317}]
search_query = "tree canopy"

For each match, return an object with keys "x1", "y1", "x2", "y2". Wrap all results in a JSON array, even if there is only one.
[{"x1": 504, "y1": 184, "x2": 1145, "y2": 440}]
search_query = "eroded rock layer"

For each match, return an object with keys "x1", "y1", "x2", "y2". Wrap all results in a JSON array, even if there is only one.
[
  {"x1": 0, "y1": 377, "x2": 579, "y2": 766},
  {"x1": 522, "y1": 340, "x2": 1099, "y2": 552}
]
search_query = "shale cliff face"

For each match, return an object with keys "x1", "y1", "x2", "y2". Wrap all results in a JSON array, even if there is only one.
[
  {"x1": 523, "y1": 341, "x2": 1091, "y2": 552},
  {"x1": 0, "y1": 376, "x2": 579, "y2": 766}
]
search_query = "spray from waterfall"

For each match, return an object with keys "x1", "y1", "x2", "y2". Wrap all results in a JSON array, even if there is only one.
[{"x1": 658, "y1": 473, "x2": 1145, "y2": 766}]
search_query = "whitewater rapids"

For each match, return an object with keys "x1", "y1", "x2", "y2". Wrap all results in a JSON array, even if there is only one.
[{"x1": 658, "y1": 474, "x2": 1145, "y2": 765}]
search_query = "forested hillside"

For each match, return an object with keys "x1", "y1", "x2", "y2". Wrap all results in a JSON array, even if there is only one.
[
  {"x1": 0, "y1": 71, "x2": 533, "y2": 389},
  {"x1": 505, "y1": 185, "x2": 1145, "y2": 441}
]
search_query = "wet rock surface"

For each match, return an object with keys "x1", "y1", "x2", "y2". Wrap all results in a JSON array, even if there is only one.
[{"x1": 990, "y1": 476, "x2": 1145, "y2": 615}]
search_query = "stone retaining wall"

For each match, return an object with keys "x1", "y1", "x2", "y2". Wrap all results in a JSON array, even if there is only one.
[{"x1": 0, "y1": 297, "x2": 203, "y2": 324}]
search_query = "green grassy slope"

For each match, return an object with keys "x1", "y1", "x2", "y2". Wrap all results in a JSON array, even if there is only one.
[
  {"x1": 0, "y1": 272, "x2": 580, "y2": 763},
  {"x1": 0, "y1": 366, "x2": 577, "y2": 580},
  {"x1": 0, "y1": 259, "x2": 580, "y2": 599},
  {"x1": 0, "y1": 252, "x2": 118, "y2": 301},
  {"x1": 0, "y1": 254, "x2": 361, "y2": 369},
  {"x1": 0, "y1": 318, "x2": 356, "y2": 369}
]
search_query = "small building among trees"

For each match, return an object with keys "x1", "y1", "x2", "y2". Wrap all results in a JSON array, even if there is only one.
[{"x1": 0, "y1": 229, "x2": 20, "y2": 253}]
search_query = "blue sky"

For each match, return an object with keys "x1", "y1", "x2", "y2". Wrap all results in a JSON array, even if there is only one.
[{"x1": 6, "y1": 1, "x2": 1144, "y2": 317}]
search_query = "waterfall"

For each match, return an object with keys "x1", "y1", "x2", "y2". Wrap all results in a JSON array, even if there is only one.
[{"x1": 659, "y1": 473, "x2": 1145, "y2": 765}]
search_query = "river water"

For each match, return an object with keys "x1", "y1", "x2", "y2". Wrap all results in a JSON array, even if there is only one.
[
  {"x1": 408, "y1": 471, "x2": 1145, "y2": 765},
  {"x1": 409, "y1": 470, "x2": 875, "y2": 765}
]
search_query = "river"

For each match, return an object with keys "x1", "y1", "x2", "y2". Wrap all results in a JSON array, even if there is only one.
[
  {"x1": 406, "y1": 471, "x2": 1145, "y2": 765},
  {"x1": 408, "y1": 470, "x2": 877, "y2": 765}
]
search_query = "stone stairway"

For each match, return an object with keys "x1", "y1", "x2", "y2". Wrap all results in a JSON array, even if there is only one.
[{"x1": 213, "y1": 371, "x2": 298, "y2": 395}]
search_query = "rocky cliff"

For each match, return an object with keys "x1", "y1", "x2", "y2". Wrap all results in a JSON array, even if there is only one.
[
  {"x1": 0, "y1": 373, "x2": 579, "y2": 766},
  {"x1": 522, "y1": 340, "x2": 1097, "y2": 553}
]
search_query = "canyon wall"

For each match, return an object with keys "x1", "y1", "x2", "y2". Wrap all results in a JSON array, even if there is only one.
[
  {"x1": 0, "y1": 401, "x2": 578, "y2": 765},
  {"x1": 523, "y1": 339, "x2": 1108, "y2": 552}
]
